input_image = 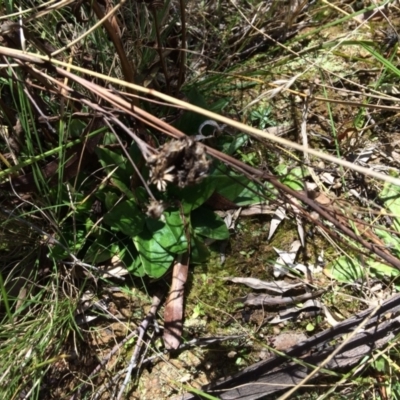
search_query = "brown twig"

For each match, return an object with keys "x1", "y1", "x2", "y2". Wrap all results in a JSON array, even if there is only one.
[
  {"x1": 116, "y1": 292, "x2": 163, "y2": 399},
  {"x1": 90, "y1": 0, "x2": 137, "y2": 100},
  {"x1": 177, "y1": 0, "x2": 187, "y2": 91},
  {"x1": 151, "y1": 6, "x2": 171, "y2": 94}
]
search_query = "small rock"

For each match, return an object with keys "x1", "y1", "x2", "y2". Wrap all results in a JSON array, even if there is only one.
[{"x1": 227, "y1": 351, "x2": 237, "y2": 359}]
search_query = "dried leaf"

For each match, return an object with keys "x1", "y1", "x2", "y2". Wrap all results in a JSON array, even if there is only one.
[
  {"x1": 273, "y1": 255, "x2": 288, "y2": 278},
  {"x1": 355, "y1": 147, "x2": 374, "y2": 163},
  {"x1": 287, "y1": 197, "x2": 304, "y2": 246},
  {"x1": 322, "y1": 305, "x2": 340, "y2": 327},
  {"x1": 268, "y1": 205, "x2": 286, "y2": 241},
  {"x1": 314, "y1": 192, "x2": 331, "y2": 205},
  {"x1": 224, "y1": 277, "x2": 304, "y2": 294},
  {"x1": 100, "y1": 255, "x2": 129, "y2": 278},
  {"x1": 75, "y1": 295, "x2": 109, "y2": 326},
  {"x1": 240, "y1": 204, "x2": 274, "y2": 216},
  {"x1": 277, "y1": 240, "x2": 301, "y2": 264},
  {"x1": 263, "y1": 126, "x2": 293, "y2": 137},
  {"x1": 75, "y1": 314, "x2": 99, "y2": 325},
  {"x1": 305, "y1": 182, "x2": 318, "y2": 191},
  {"x1": 15, "y1": 287, "x2": 27, "y2": 312},
  {"x1": 320, "y1": 172, "x2": 335, "y2": 185},
  {"x1": 294, "y1": 263, "x2": 323, "y2": 276},
  {"x1": 273, "y1": 240, "x2": 301, "y2": 278},
  {"x1": 223, "y1": 208, "x2": 241, "y2": 230}
]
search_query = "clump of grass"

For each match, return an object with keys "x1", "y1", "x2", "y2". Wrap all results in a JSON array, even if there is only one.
[{"x1": 0, "y1": 262, "x2": 76, "y2": 398}]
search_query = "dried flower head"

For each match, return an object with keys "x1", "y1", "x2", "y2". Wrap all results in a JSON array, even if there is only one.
[
  {"x1": 148, "y1": 137, "x2": 211, "y2": 191},
  {"x1": 146, "y1": 199, "x2": 167, "y2": 219}
]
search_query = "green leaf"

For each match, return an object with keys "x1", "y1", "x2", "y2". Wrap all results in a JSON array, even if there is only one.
[
  {"x1": 133, "y1": 186, "x2": 152, "y2": 206},
  {"x1": 213, "y1": 173, "x2": 270, "y2": 205},
  {"x1": 95, "y1": 147, "x2": 133, "y2": 198},
  {"x1": 282, "y1": 176, "x2": 304, "y2": 190},
  {"x1": 209, "y1": 97, "x2": 231, "y2": 113},
  {"x1": 275, "y1": 164, "x2": 288, "y2": 175},
  {"x1": 234, "y1": 181, "x2": 270, "y2": 204},
  {"x1": 104, "y1": 192, "x2": 120, "y2": 210},
  {"x1": 120, "y1": 242, "x2": 145, "y2": 276},
  {"x1": 217, "y1": 133, "x2": 249, "y2": 155},
  {"x1": 163, "y1": 210, "x2": 188, "y2": 253},
  {"x1": 128, "y1": 255, "x2": 145, "y2": 277},
  {"x1": 190, "y1": 235, "x2": 210, "y2": 264},
  {"x1": 278, "y1": 166, "x2": 308, "y2": 191},
  {"x1": 69, "y1": 118, "x2": 86, "y2": 138},
  {"x1": 375, "y1": 227, "x2": 400, "y2": 257},
  {"x1": 306, "y1": 323, "x2": 315, "y2": 332},
  {"x1": 191, "y1": 207, "x2": 229, "y2": 240},
  {"x1": 103, "y1": 199, "x2": 145, "y2": 236},
  {"x1": 184, "y1": 386, "x2": 220, "y2": 400},
  {"x1": 146, "y1": 209, "x2": 187, "y2": 253},
  {"x1": 372, "y1": 358, "x2": 387, "y2": 373},
  {"x1": 212, "y1": 173, "x2": 241, "y2": 200},
  {"x1": 126, "y1": 142, "x2": 148, "y2": 178},
  {"x1": 84, "y1": 234, "x2": 119, "y2": 263},
  {"x1": 173, "y1": 88, "x2": 226, "y2": 135},
  {"x1": 326, "y1": 255, "x2": 400, "y2": 282},
  {"x1": 191, "y1": 304, "x2": 205, "y2": 319},
  {"x1": 169, "y1": 177, "x2": 217, "y2": 213},
  {"x1": 369, "y1": 260, "x2": 400, "y2": 279},
  {"x1": 133, "y1": 229, "x2": 174, "y2": 278},
  {"x1": 49, "y1": 226, "x2": 87, "y2": 260},
  {"x1": 325, "y1": 256, "x2": 364, "y2": 283},
  {"x1": 378, "y1": 183, "x2": 400, "y2": 233}
]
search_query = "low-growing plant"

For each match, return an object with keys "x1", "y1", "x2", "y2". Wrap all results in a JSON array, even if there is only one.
[
  {"x1": 326, "y1": 181, "x2": 400, "y2": 287},
  {"x1": 48, "y1": 131, "x2": 271, "y2": 278},
  {"x1": 249, "y1": 104, "x2": 275, "y2": 130}
]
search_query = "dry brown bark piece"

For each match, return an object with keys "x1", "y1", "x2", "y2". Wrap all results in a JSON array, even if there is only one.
[
  {"x1": 233, "y1": 289, "x2": 325, "y2": 307},
  {"x1": 164, "y1": 257, "x2": 189, "y2": 349},
  {"x1": 174, "y1": 293, "x2": 400, "y2": 400}
]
